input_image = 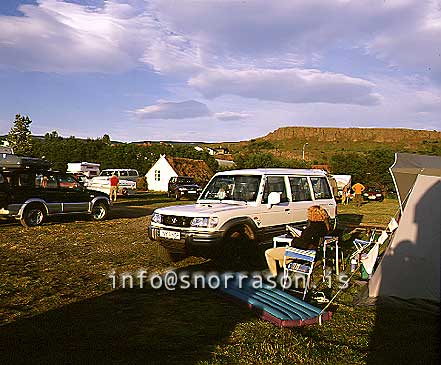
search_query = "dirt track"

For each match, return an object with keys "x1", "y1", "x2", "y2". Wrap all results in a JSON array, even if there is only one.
[{"x1": 0, "y1": 196, "x2": 205, "y2": 324}]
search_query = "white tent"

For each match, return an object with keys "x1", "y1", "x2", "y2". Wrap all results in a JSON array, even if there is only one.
[{"x1": 367, "y1": 154, "x2": 441, "y2": 302}]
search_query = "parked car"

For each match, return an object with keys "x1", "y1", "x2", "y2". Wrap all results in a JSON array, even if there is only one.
[
  {"x1": 0, "y1": 156, "x2": 110, "y2": 227},
  {"x1": 363, "y1": 187, "x2": 385, "y2": 202},
  {"x1": 149, "y1": 168, "x2": 337, "y2": 259},
  {"x1": 168, "y1": 176, "x2": 203, "y2": 200}
]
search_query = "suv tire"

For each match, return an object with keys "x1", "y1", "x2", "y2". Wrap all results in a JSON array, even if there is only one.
[
  {"x1": 217, "y1": 225, "x2": 256, "y2": 268},
  {"x1": 20, "y1": 204, "x2": 46, "y2": 227},
  {"x1": 91, "y1": 201, "x2": 109, "y2": 221}
]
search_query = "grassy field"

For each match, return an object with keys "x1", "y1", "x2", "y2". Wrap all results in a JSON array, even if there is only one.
[{"x1": 0, "y1": 194, "x2": 439, "y2": 364}]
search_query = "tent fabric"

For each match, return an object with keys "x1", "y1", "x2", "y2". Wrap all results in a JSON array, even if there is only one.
[
  {"x1": 368, "y1": 174, "x2": 441, "y2": 301},
  {"x1": 391, "y1": 153, "x2": 441, "y2": 209}
]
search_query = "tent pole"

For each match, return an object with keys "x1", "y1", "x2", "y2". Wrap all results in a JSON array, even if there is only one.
[{"x1": 389, "y1": 153, "x2": 404, "y2": 215}]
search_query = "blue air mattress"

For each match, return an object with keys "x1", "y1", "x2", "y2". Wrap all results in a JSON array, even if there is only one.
[{"x1": 218, "y1": 276, "x2": 332, "y2": 327}]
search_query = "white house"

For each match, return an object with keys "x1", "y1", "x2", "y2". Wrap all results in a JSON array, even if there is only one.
[{"x1": 145, "y1": 154, "x2": 213, "y2": 192}]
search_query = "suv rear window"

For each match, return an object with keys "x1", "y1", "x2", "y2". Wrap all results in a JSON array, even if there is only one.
[
  {"x1": 310, "y1": 177, "x2": 332, "y2": 199},
  {"x1": 289, "y1": 177, "x2": 312, "y2": 201},
  {"x1": 57, "y1": 175, "x2": 80, "y2": 189},
  {"x1": 129, "y1": 170, "x2": 138, "y2": 176},
  {"x1": 35, "y1": 173, "x2": 58, "y2": 189}
]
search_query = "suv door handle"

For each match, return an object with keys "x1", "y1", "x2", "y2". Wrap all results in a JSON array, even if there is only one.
[{"x1": 285, "y1": 208, "x2": 290, "y2": 212}]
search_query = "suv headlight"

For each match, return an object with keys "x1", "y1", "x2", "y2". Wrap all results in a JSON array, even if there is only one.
[
  {"x1": 190, "y1": 217, "x2": 219, "y2": 228},
  {"x1": 151, "y1": 212, "x2": 162, "y2": 224}
]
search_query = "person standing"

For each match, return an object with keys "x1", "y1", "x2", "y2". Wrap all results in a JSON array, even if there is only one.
[
  {"x1": 109, "y1": 173, "x2": 119, "y2": 202},
  {"x1": 352, "y1": 182, "x2": 365, "y2": 208},
  {"x1": 342, "y1": 184, "x2": 349, "y2": 205}
]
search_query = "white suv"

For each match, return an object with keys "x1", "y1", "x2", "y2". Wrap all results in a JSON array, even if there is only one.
[{"x1": 149, "y1": 169, "x2": 336, "y2": 256}]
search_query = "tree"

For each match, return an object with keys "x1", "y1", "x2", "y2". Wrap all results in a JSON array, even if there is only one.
[
  {"x1": 102, "y1": 134, "x2": 111, "y2": 145},
  {"x1": 329, "y1": 152, "x2": 368, "y2": 184},
  {"x1": 7, "y1": 114, "x2": 33, "y2": 155}
]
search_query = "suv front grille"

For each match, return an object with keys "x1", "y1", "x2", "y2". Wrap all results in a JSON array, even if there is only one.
[{"x1": 162, "y1": 215, "x2": 193, "y2": 228}]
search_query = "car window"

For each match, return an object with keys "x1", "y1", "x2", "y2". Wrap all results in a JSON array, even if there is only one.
[
  {"x1": 128, "y1": 170, "x2": 138, "y2": 176},
  {"x1": 119, "y1": 171, "x2": 128, "y2": 177},
  {"x1": 15, "y1": 173, "x2": 35, "y2": 188},
  {"x1": 35, "y1": 173, "x2": 58, "y2": 189},
  {"x1": 310, "y1": 177, "x2": 332, "y2": 199},
  {"x1": 101, "y1": 171, "x2": 113, "y2": 176},
  {"x1": 178, "y1": 178, "x2": 195, "y2": 184},
  {"x1": 289, "y1": 177, "x2": 312, "y2": 201},
  {"x1": 200, "y1": 175, "x2": 261, "y2": 202},
  {"x1": 57, "y1": 175, "x2": 80, "y2": 189},
  {"x1": 262, "y1": 176, "x2": 288, "y2": 203}
]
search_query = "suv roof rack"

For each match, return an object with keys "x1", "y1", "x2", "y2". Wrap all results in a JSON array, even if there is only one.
[{"x1": 0, "y1": 154, "x2": 52, "y2": 170}]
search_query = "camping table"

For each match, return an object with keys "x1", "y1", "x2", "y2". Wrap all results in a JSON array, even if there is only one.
[
  {"x1": 322, "y1": 236, "x2": 340, "y2": 278},
  {"x1": 273, "y1": 234, "x2": 293, "y2": 248}
]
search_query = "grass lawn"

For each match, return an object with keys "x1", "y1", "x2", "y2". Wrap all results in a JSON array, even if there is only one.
[{"x1": 0, "y1": 194, "x2": 439, "y2": 364}]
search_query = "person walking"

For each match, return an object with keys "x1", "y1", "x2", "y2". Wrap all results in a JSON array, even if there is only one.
[
  {"x1": 109, "y1": 173, "x2": 119, "y2": 202},
  {"x1": 352, "y1": 182, "x2": 365, "y2": 208}
]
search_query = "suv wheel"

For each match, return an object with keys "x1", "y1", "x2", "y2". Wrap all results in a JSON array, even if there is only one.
[
  {"x1": 121, "y1": 188, "x2": 128, "y2": 196},
  {"x1": 91, "y1": 201, "x2": 109, "y2": 221},
  {"x1": 20, "y1": 205, "x2": 46, "y2": 227},
  {"x1": 217, "y1": 225, "x2": 256, "y2": 268}
]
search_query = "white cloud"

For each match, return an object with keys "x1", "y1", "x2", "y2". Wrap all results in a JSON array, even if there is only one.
[
  {"x1": 367, "y1": 12, "x2": 441, "y2": 81},
  {"x1": 0, "y1": 0, "x2": 155, "y2": 73},
  {"x1": 152, "y1": 0, "x2": 440, "y2": 82},
  {"x1": 189, "y1": 68, "x2": 380, "y2": 105},
  {"x1": 2, "y1": 0, "x2": 439, "y2": 84},
  {"x1": 133, "y1": 100, "x2": 211, "y2": 119},
  {"x1": 214, "y1": 111, "x2": 251, "y2": 121}
]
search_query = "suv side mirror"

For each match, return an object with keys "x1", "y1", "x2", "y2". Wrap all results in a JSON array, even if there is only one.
[{"x1": 267, "y1": 191, "x2": 281, "y2": 208}]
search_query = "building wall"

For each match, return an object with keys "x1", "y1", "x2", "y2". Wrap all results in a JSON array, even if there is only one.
[{"x1": 145, "y1": 155, "x2": 178, "y2": 191}]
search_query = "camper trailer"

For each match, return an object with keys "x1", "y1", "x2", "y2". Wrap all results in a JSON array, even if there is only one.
[{"x1": 67, "y1": 162, "x2": 100, "y2": 178}]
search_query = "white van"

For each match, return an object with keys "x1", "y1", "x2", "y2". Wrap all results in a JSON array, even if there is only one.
[
  {"x1": 99, "y1": 169, "x2": 139, "y2": 182},
  {"x1": 149, "y1": 168, "x2": 336, "y2": 255}
]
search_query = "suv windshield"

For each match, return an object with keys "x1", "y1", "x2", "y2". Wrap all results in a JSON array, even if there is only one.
[
  {"x1": 100, "y1": 171, "x2": 113, "y2": 176},
  {"x1": 200, "y1": 175, "x2": 261, "y2": 202},
  {"x1": 177, "y1": 177, "x2": 195, "y2": 184}
]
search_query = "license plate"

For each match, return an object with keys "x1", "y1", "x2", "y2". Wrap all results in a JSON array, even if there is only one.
[
  {"x1": 368, "y1": 196, "x2": 376, "y2": 200},
  {"x1": 159, "y1": 230, "x2": 180, "y2": 240},
  {"x1": 188, "y1": 190, "x2": 196, "y2": 194}
]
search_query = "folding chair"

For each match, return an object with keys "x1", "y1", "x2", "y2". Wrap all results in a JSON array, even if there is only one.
[
  {"x1": 322, "y1": 236, "x2": 340, "y2": 277},
  {"x1": 282, "y1": 247, "x2": 317, "y2": 300},
  {"x1": 350, "y1": 229, "x2": 389, "y2": 272},
  {"x1": 350, "y1": 229, "x2": 379, "y2": 260},
  {"x1": 387, "y1": 217, "x2": 399, "y2": 233}
]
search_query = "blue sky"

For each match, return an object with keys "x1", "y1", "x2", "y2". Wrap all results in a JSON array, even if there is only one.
[{"x1": 0, "y1": 0, "x2": 440, "y2": 142}]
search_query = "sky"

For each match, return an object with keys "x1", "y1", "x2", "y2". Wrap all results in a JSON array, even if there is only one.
[{"x1": 0, "y1": 0, "x2": 440, "y2": 142}]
